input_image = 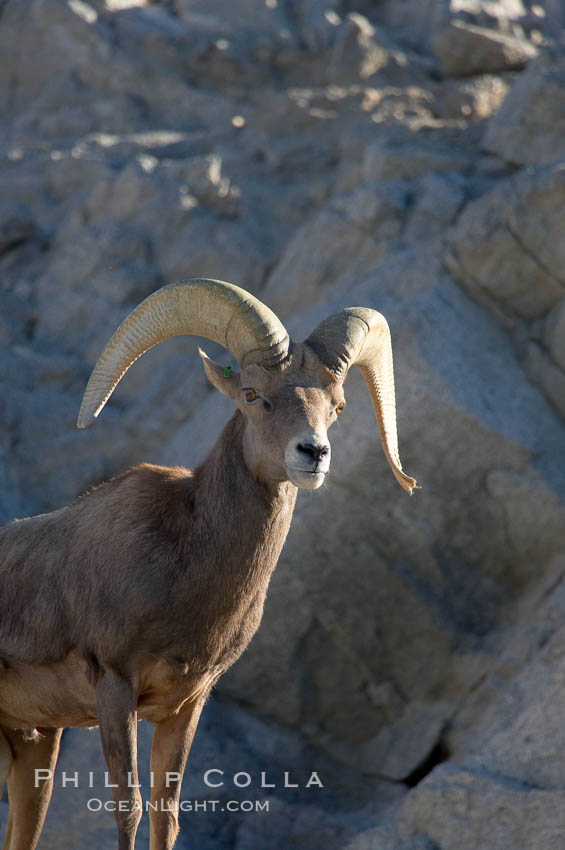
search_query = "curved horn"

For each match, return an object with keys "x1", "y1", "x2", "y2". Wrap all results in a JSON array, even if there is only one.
[
  {"x1": 306, "y1": 308, "x2": 417, "y2": 494},
  {"x1": 77, "y1": 278, "x2": 289, "y2": 428}
]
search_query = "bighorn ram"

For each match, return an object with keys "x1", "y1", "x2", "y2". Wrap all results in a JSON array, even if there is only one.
[{"x1": 0, "y1": 279, "x2": 416, "y2": 850}]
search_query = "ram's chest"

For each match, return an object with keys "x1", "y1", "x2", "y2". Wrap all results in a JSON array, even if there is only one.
[
  {"x1": 133, "y1": 590, "x2": 269, "y2": 724},
  {"x1": 212, "y1": 588, "x2": 267, "y2": 668},
  {"x1": 135, "y1": 658, "x2": 222, "y2": 723}
]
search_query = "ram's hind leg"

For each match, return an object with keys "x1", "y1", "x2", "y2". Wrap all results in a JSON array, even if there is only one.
[
  {"x1": 0, "y1": 727, "x2": 12, "y2": 796},
  {"x1": 1, "y1": 726, "x2": 62, "y2": 850}
]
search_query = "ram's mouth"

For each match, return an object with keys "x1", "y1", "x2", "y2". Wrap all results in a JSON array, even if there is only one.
[{"x1": 286, "y1": 467, "x2": 326, "y2": 491}]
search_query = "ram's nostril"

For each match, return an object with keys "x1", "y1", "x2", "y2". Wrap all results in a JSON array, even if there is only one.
[
  {"x1": 297, "y1": 443, "x2": 316, "y2": 458},
  {"x1": 297, "y1": 442, "x2": 330, "y2": 462}
]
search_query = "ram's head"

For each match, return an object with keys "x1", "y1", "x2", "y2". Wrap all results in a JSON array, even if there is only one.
[{"x1": 78, "y1": 279, "x2": 416, "y2": 494}]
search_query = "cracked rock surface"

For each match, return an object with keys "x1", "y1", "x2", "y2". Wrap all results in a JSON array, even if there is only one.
[{"x1": 1, "y1": 1, "x2": 565, "y2": 848}]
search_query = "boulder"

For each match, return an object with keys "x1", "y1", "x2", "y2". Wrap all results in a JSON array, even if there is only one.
[
  {"x1": 446, "y1": 162, "x2": 565, "y2": 320},
  {"x1": 397, "y1": 766, "x2": 565, "y2": 850},
  {"x1": 483, "y1": 52, "x2": 565, "y2": 166},
  {"x1": 464, "y1": 614, "x2": 565, "y2": 790},
  {"x1": 380, "y1": 0, "x2": 530, "y2": 51},
  {"x1": 434, "y1": 19, "x2": 538, "y2": 77}
]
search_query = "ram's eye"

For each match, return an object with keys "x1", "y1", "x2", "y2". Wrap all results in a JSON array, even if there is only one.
[
  {"x1": 336, "y1": 402, "x2": 345, "y2": 414},
  {"x1": 244, "y1": 389, "x2": 258, "y2": 403}
]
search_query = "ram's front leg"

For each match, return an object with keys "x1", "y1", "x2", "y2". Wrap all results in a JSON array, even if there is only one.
[
  {"x1": 96, "y1": 671, "x2": 142, "y2": 850},
  {"x1": 149, "y1": 694, "x2": 207, "y2": 850}
]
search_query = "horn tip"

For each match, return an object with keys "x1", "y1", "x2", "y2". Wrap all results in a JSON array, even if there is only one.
[
  {"x1": 396, "y1": 471, "x2": 419, "y2": 495},
  {"x1": 76, "y1": 407, "x2": 96, "y2": 429}
]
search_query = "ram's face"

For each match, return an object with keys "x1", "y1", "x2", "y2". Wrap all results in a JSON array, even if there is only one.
[{"x1": 201, "y1": 343, "x2": 345, "y2": 490}]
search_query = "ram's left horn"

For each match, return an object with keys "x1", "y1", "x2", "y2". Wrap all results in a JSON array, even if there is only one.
[{"x1": 305, "y1": 308, "x2": 417, "y2": 494}]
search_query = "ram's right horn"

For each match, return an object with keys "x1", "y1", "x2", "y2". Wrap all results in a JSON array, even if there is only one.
[{"x1": 77, "y1": 278, "x2": 290, "y2": 428}]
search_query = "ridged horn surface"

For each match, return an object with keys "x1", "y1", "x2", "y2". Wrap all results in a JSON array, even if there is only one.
[
  {"x1": 305, "y1": 308, "x2": 417, "y2": 494},
  {"x1": 77, "y1": 278, "x2": 289, "y2": 428}
]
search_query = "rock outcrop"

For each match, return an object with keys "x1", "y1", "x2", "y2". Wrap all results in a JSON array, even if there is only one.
[{"x1": 1, "y1": 1, "x2": 564, "y2": 848}]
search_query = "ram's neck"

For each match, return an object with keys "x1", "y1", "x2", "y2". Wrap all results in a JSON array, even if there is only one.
[{"x1": 192, "y1": 411, "x2": 297, "y2": 590}]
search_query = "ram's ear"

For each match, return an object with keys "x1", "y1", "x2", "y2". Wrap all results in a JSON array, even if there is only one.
[{"x1": 199, "y1": 348, "x2": 241, "y2": 401}]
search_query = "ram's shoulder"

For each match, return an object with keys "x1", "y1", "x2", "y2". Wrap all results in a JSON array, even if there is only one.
[{"x1": 111, "y1": 464, "x2": 197, "y2": 536}]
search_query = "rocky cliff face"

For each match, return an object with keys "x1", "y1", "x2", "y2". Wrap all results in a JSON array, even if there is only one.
[{"x1": 1, "y1": 1, "x2": 565, "y2": 848}]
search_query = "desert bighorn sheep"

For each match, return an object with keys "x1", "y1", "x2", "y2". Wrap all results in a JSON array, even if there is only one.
[{"x1": 0, "y1": 279, "x2": 416, "y2": 850}]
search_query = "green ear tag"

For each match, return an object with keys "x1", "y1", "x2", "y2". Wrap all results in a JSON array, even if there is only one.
[{"x1": 224, "y1": 365, "x2": 232, "y2": 378}]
